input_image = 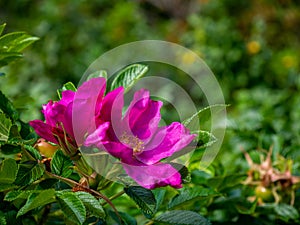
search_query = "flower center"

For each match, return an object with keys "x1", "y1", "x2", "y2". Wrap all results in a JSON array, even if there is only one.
[{"x1": 120, "y1": 132, "x2": 144, "y2": 155}]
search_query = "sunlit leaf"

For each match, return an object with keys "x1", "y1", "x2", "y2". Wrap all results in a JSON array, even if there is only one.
[{"x1": 109, "y1": 64, "x2": 148, "y2": 92}]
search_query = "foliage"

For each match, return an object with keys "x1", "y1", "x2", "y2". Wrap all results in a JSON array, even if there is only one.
[{"x1": 0, "y1": 0, "x2": 300, "y2": 224}]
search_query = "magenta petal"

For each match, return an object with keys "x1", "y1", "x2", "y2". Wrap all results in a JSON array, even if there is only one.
[
  {"x1": 101, "y1": 142, "x2": 132, "y2": 160},
  {"x1": 99, "y1": 87, "x2": 124, "y2": 141},
  {"x1": 63, "y1": 102, "x2": 75, "y2": 139},
  {"x1": 72, "y1": 77, "x2": 106, "y2": 145},
  {"x1": 123, "y1": 89, "x2": 162, "y2": 140},
  {"x1": 29, "y1": 120, "x2": 58, "y2": 144},
  {"x1": 60, "y1": 90, "x2": 75, "y2": 106},
  {"x1": 84, "y1": 122, "x2": 110, "y2": 147},
  {"x1": 136, "y1": 122, "x2": 196, "y2": 165},
  {"x1": 42, "y1": 101, "x2": 66, "y2": 127},
  {"x1": 122, "y1": 161, "x2": 182, "y2": 189}
]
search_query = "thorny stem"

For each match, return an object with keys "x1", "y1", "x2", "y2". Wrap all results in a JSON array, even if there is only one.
[
  {"x1": 45, "y1": 171, "x2": 122, "y2": 223},
  {"x1": 102, "y1": 190, "x2": 125, "y2": 206}
]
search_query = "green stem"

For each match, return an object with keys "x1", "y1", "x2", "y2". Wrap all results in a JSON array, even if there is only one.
[{"x1": 102, "y1": 190, "x2": 125, "y2": 206}]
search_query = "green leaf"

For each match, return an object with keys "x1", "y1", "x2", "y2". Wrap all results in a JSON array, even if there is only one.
[
  {"x1": 168, "y1": 187, "x2": 219, "y2": 209},
  {"x1": 87, "y1": 70, "x2": 108, "y2": 80},
  {"x1": 0, "y1": 211, "x2": 6, "y2": 225},
  {"x1": 14, "y1": 163, "x2": 45, "y2": 186},
  {"x1": 155, "y1": 210, "x2": 210, "y2": 225},
  {"x1": 207, "y1": 174, "x2": 247, "y2": 191},
  {"x1": 124, "y1": 186, "x2": 156, "y2": 218},
  {"x1": 17, "y1": 189, "x2": 56, "y2": 217},
  {"x1": 0, "y1": 183, "x2": 18, "y2": 192},
  {"x1": 5, "y1": 189, "x2": 49, "y2": 201},
  {"x1": 0, "y1": 143, "x2": 21, "y2": 155},
  {"x1": 0, "y1": 112, "x2": 12, "y2": 142},
  {"x1": 56, "y1": 191, "x2": 86, "y2": 225},
  {"x1": 8, "y1": 36, "x2": 39, "y2": 52},
  {"x1": 57, "y1": 82, "x2": 77, "y2": 99},
  {"x1": 153, "y1": 189, "x2": 166, "y2": 212},
  {"x1": 0, "y1": 52, "x2": 23, "y2": 67},
  {"x1": 74, "y1": 192, "x2": 105, "y2": 219},
  {"x1": 23, "y1": 144, "x2": 42, "y2": 160},
  {"x1": 0, "y1": 158, "x2": 18, "y2": 184},
  {"x1": 0, "y1": 23, "x2": 6, "y2": 36},
  {"x1": 0, "y1": 91, "x2": 19, "y2": 121},
  {"x1": 274, "y1": 203, "x2": 299, "y2": 222},
  {"x1": 194, "y1": 131, "x2": 217, "y2": 149},
  {"x1": 109, "y1": 64, "x2": 148, "y2": 92},
  {"x1": 0, "y1": 32, "x2": 26, "y2": 47},
  {"x1": 51, "y1": 149, "x2": 73, "y2": 178}
]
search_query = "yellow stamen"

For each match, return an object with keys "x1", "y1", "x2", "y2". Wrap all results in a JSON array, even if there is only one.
[{"x1": 120, "y1": 132, "x2": 144, "y2": 155}]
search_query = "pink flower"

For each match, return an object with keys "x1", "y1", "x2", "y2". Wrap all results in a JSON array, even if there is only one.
[
  {"x1": 29, "y1": 78, "x2": 109, "y2": 158},
  {"x1": 84, "y1": 85, "x2": 196, "y2": 189}
]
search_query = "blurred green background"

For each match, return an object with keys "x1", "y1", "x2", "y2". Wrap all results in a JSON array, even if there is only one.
[
  {"x1": 1, "y1": 0, "x2": 300, "y2": 223},
  {"x1": 1, "y1": 0, "x2": 300, "y2": 158}
]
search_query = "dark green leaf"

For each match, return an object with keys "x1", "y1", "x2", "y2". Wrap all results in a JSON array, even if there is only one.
[
  {"x1": 17, "y1": 189, "x2": 56, "y2": 217},
  {"x1": 3, "y1": 210, "x2": 22, "y2": 225},
  {"x1": 0, "y1": 183, "x2": 18, "y2": 192},
  {"x1": 0, "y1": 112, "x2": 12, "y2": 142},
  {"x1": 109, "y1": 64, "x2": 148, "y2": 92},
  {"x1": 124, "y1": 186, "x2": 156, "y2": 218},
  {"x1": 0, "y1": 91, "x2": 19, "y2": 121},
  {"x1": 153, "y1": 189, "x2": 166, "y2": 212},
  {"x1": 57, "y1": 82, "x2": 77, "y2": 99},
  {"x1": 51, "y1": 149, "x2": 73, "y2": 178},
  {"x1": 56, "y1": 191, "x2": 86, "y2": 225},
  {"x1": 14, "y1": 162, "x2": 44, "y2": 186},
  {"x1": 168, "y1": 187, "x2": 219, "y2": 209},
  {"x1": 74, "y1": 191, "x2": 105, "y2": 219},
  {"x1": 0, "y1": 158, "x2": 18, "y2": 184},
  {"x1": 23, "y1": 144, "x2": 42, "y2": 160},
  {"x1": 207, "y1": 174, "x2": 247, "y2": 191},
  {"x1": 0, "y1": 211, "x2": 6, "y2": 225},
  {"x1": 0, "y1": 141, "x2": 22, "y2": 155},
  {"x1": 155, "y1": 210, "x2": 210, "y2": 225}
]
